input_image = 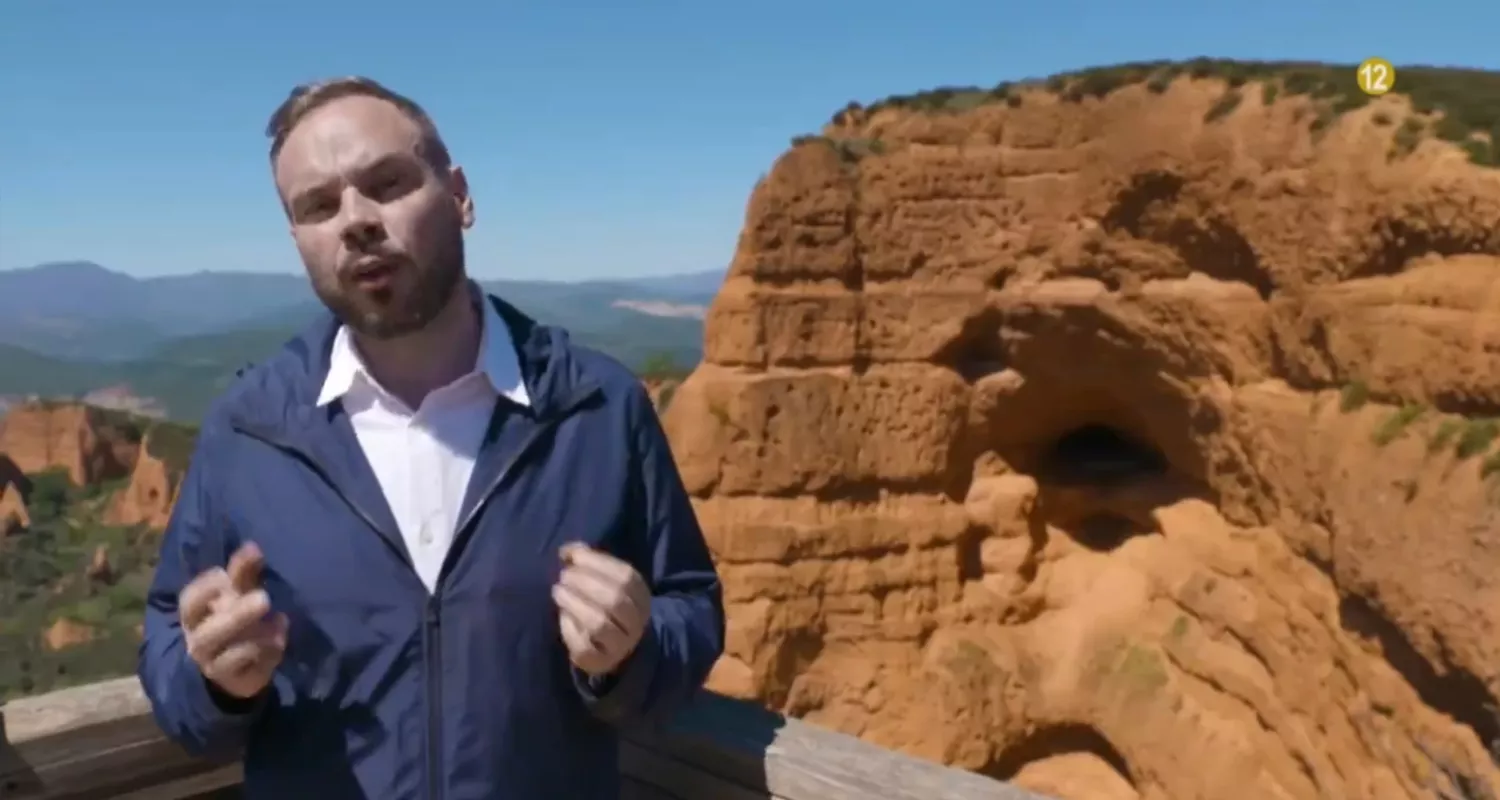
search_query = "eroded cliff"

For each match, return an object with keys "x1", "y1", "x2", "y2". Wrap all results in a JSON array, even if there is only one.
[{"x1": 666, "y1": 61, "x2": 1500, "y2": 799}]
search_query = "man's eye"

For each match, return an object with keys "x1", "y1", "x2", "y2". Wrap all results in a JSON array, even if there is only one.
[{"x1": 370, "y1": 176, "x2": 402, "y2": 198}]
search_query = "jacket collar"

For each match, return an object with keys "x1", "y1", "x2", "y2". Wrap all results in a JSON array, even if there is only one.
[
  {"x1": 314, "y1": 285, "x2": 531, "y2": 409},
  {"x1": 224, "y1": 280, "x2": 597, "y2": 440}
]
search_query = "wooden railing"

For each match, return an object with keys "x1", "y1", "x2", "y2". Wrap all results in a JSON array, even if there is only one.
[{"x1": 0, "y1": 677, "x2": 1048, "y2": 800}]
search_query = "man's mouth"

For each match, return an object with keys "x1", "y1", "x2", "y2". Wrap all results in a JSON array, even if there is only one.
[{"x1": 349, "y1": 258, "x2": 400, "y2": 290}]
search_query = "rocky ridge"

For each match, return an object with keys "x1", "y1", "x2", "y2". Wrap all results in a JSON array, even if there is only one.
[{"x1": 664, "y1": 61, "x2": 1500, "y2": 799}]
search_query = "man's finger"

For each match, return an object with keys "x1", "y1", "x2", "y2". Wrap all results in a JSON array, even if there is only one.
[
  {"x1": 552, "y1": 584, "x2": 627, "y2": 648},
  {"x1": 227, "y1": 543, "x2": 265, "y2": 594},
  {"x1": 557, "y1": 566, "x2": 647, "y2": 633},
  {"x1": 556, "y1": 565, "x2": 617, "y2": 608},
  {"x1": 557, "y1": 609, "x2": 595, "y2": 660},
  {"x1": 188, "y1": 590, "x2": 272, "y2": 664},
  {"x1": 179, "y1": 569, "x2": 231, "y2": 632},
  {"x1": 219, "y1": 613, "x2": 289, "y2": 675},
  {"x1": 211, "y1": 639, "x2": 271, "y2": 678},
  {"x1": 558, "y1": 544, "x2": 634, "y2": 584}
]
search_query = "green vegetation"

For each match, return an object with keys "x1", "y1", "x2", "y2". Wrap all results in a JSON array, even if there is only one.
[
  {"x1": 1114, "y1": 643, "x2": 1169, "y2": 696},
  {"x1": 1339, "y1": 381, "x2": 1371, "y2": 412},
  {"x1": 1429, "y1": 417, "x2": 1463, "y2": 454},
  {"x1": 834, "y1": 59, "x2": 1500, "y2": 166},
  {"x1": 1415, "y1": 412, "x2": 1500, "y2": 464},
  {"x1": 144, "y1": 420, "x2": 200, "y2": 474},
  {"x1": 638, "y1": 351, "x2": 688, "y2": 412},
  {"x1": 0, "y1": 331, "x2": 283, "y2": 421},
  {"x1": 1336, "y1": 391, "x2": 1500, "y2": 481},
  {"x1": 637, "y1": 351, "x2": 692, "y2": 381},
  {"x1": 1454, "y1": 418, "x2": 1500, "y2": 460},
  {"x1": 0, "y1": 468, "x2": 159, "y2": 700},
  {"x1": 790, "y1": 134, "x2": 887, "y2": 164},
  {"x1": 1203, "y1": 89, "x2": 1243, "y2": 123},
  {"x1": 656, "y1": 383, "x2": 678, "y2": 411},
  {"x1": 1371, "y1": 402, "x2": 1426, "y2": 446}
]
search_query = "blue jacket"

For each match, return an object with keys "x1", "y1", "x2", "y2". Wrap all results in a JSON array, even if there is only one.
[{"x1": 138, "y1": 292, "x2": 725, "y2": 799}]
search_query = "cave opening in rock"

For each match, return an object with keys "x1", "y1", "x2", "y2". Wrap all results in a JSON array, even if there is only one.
[
  {"x1": 1058, "y1": 512, "x2": 1155, "y2": 552},
  {"x1": 980, "y1": 722, "x2": 1135, "y2": 787},
  {"x1": 1040, "y1": 424, "x2": 1168, "y2": 486}
]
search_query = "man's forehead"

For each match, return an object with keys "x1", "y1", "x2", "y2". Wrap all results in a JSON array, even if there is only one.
[{"x1": 275, "y1": 95, "x2": 425, "y2": 184}]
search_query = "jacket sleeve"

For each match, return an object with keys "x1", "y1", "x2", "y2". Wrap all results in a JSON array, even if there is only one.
[
  {"x1": 137, "y1": 419, "x2": 269, "y2": 758},
  {"x1": 574, "y1": 384, "x2": 726, "y2": 726}
]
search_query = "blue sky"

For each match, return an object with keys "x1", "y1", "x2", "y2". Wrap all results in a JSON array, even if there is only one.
[{"x1": 0, "y1": 0, "x2": 1490, "y2": 282}]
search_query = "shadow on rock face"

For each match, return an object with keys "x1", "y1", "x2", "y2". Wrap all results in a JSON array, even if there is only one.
[{"x1": 1039, "y1": 424, "x2": 1168, "y2": 488}]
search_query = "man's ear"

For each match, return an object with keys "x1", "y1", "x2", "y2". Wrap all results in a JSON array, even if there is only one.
[{"x1": 449, "y1": 165, "x2": 474, "y2": 229}]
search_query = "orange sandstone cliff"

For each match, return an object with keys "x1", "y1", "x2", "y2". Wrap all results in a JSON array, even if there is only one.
[
  {"x1": 0, "y1": 402, "x2": 191, "y2": 531},
  {"x1": 664, "y1": 62, "x2": 1500, "y2": 799},
  {"x1": 0, "y1": 402, "x2": 141, "y2": 486}
]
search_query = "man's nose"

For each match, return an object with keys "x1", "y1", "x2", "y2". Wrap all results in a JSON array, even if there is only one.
[{"x1": 339, "y1": 194, "x2": 385, "y2": 249}]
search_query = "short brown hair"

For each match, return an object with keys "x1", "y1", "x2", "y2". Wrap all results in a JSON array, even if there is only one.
[{"x1": 264, "y1": 76, "x2": 451, "y2": 167}]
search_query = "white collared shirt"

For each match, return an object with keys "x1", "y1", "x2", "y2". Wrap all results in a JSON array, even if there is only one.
[{"x1": 315, "y1": 299, "x2": 530, "y2": 592}]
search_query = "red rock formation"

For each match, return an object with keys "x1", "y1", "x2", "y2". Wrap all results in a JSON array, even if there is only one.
[
  {"x1": 664, "y1": 66, "x2": 1500, "y2": 799},
  {"x1": 105, "y1": 426, "x2": 190, "y2": 529},
  {"x1": 0, "y1": 402, "x2": 191, "y2": 533},
  {"x1": 42, "y1": 618, "x2": 96, "y2": 651},
  {"x1": 0, "y1": 402, "x2": 140, "y2": 485},
  {"x1": 0, "y1": 482, "x2": 28, "y2": 535},
  {"x1": 0, "y1": 454, "x2": 29, "y2": 535}
]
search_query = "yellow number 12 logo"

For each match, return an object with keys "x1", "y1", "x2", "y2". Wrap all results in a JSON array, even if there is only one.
[{"x1": 1357, "y1": 58, "x2": 1396, "y2": 96}]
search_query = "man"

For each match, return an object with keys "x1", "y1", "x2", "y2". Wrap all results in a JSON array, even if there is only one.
[{"x1": 137, "y1": 76, "x2": 725, "y2": 799}]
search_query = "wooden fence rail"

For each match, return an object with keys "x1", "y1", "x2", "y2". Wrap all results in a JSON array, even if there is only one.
[{"x1": 0, "y1": 677, "x2": 1048, "y2": 800}]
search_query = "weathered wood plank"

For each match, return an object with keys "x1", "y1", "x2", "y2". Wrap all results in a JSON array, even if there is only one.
[
  {"x1": 1, "y1": 677, "x2": 1048, "y2": 800},
  {"x1": 627, "y1": 692, "x2": 1043, "y2": 800}
]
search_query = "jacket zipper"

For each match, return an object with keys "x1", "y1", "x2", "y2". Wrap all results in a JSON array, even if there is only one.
[
  {"x1": 424, "y1": 599, "x2": 443, "y2": 800},
  {"x1": 444, "y1": 387, "x2": 600, "y2": 570},
  {"x1": 232, "y1": 385, "x2": 597, "y2": 799},
  {"x1": 419, "y1": 390, "x2": 597, "y2": 798}
]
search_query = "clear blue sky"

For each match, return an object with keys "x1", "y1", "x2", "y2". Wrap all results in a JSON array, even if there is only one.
[{"x1": 0, "y1": 0, "x2": 1490, "y2": 281}]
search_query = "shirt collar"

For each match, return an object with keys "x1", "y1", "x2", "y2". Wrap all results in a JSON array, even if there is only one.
[{"x1": 315, "y1": 295, "x2": 531, "y2": 409}]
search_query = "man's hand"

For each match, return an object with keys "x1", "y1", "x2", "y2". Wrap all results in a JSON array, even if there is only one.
[
  {"x1": 552, "y1": 543, "x2": 651, "y2": 677},
  {"x1": 180, "y1": 543, "x2": 288, "y2": 700}
]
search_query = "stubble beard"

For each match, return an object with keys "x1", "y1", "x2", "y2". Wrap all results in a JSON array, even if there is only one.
[{"x1": 317, "y1": 231, "x2": 466, "y2": 341}]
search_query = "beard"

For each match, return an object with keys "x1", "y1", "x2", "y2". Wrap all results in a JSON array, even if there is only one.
[{"x1": 314, "y1": 232, "x2": 465, "y2": 341}]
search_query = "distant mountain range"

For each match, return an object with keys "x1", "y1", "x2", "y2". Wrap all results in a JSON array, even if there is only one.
[{"x1": 0, "y1": 261, "x2": 722, "y2": 420}]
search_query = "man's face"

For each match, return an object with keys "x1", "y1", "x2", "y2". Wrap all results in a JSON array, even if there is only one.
[{"x1": 273, "y1": 95, "x2": 473, "y2": 340}]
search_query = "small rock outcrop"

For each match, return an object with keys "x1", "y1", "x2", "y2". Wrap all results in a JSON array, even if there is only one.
[
  {"x1": 106, "y1": 425, "x2": 193, "y2": 529},
  {"x1": 42, "y1": 618, "x2": 96, "y2": 652},
  {"x1": 0, "y1": 454, "x2": 29, "y2": 535}
]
